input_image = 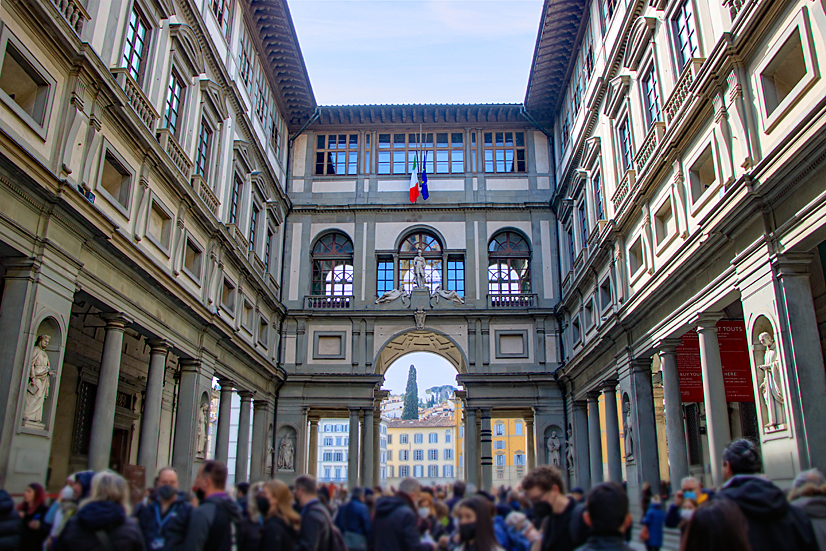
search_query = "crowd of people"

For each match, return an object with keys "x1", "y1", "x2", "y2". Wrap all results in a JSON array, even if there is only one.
[{"x1": 0, "y1": 438, "x2": 823, "y2": 551}]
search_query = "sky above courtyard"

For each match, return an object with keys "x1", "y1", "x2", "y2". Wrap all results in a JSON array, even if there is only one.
[
  {"x1": 287, "y1": 0, "x2": 545, "y2": 105},
  {"x1": 383, "y1": 352, "x2": 459, "y2": 399}
]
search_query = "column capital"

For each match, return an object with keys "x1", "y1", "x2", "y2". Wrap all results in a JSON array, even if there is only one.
[
  {"x1": 238, "y1": 390, "x2": 254, "y2": 401},
  {"x1": 630, "y1": 357, "x2": 653, "y2": 373},
  {"x1": 587, "y1": 390, "x2": 601, "y2": 402},
  {"x1": 217, "y1": 378, "x2": 234, "y2": 389},
  {"x1": 601, "y1": 379, "x2": 619, "y2": 392},
  {"x1": 147, "y1": 339, "x2": 171, "y2": 353},
  {"x1": 178, "y1": 358, "x2": 201, "y2": 372},
  {"x1": 101, "y1": 313, "x2": 132, "y2": 329},
  {"x1": 655, "y1": 338, "x2": 683, "y2": 354},
  {"x1": 308, "y1": 417, "x2": 320, "y2": 426},
  {"x1": 573, "y1": 399, "x2": 589, "y2": 409},
  {"x1": 692, "y1": 311, "x2": 723, "y2": 331},
  {"x1": 253, "y1": 398, "x2": 271, "y2": 409}
]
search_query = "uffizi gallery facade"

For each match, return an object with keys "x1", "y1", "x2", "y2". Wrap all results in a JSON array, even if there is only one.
[{"x1": 0, "y1": 0, "x2": 825, "y2": 513}]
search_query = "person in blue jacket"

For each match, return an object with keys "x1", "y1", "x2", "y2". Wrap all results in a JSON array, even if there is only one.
[
  {"x1": 334, "y1": 486, "x2": 371, "y2": 549},
  {"x1": 641, "y1": 496, "x2": 665, "y2": 551}
]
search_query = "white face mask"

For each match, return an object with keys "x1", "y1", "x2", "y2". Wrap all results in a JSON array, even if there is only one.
[
  {"x1": 60, "y1": 485, "x2": 74, "y2": 501},
  {"x1": 680, "y1": 509, "x2": 694, "y2": 521},
  {"x1": 418, "y1": 507, "x2": 430, "y2": 519}
]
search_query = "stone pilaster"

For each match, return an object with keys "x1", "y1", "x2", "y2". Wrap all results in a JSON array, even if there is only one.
[
  {"x1": 235, "y1": 392, "x2": 253, "y2": 483},
  {"x1": 587, "y1": 391, "x2": 604, "y2": 484},
  {"x1": 480, "y1": 408, "x2": 492, "y2": 491},
  {"x1": 308, "y1": 417, "x2": 319, "y2": 477},
  {"x1": 602, "y1": 381, "x2": 622, "y2": 483},
  {"x1": 465, "y1": 408, "x2": 478, "y2": 488},
  {"x1": 572, "y1": 400, "x2": 591, "y2": 490},
  {"x1": 361, "y1": 409, "x2": 374, "y2": 488},
  {"x1": 171, "y1": 359, "x2": 201, "y2": 488},
  {"x1": 657, "y1": 339, "x2": 689, "y2": 486},
  {"x1": 696, "y1": 313, "x2": 730, "y2": 487},
  {"x1": 137, "y1": 339, "x2": 169, "y2": 479},
  {"x1": 214, "y1": 379, "x2": 234, "y2": 464},
  {"x1": 348, "y1": 408, "x2": 360, "y2": 489}
]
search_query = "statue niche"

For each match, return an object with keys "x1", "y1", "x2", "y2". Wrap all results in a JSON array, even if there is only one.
[
  {"x1": 754, "y1": 323, "x2": 786, "y2": 431},
  {"x1": 23, "y1": 334, "x2": 56, "y2": 428},
  {"x1": 276, "y1": 425, "x2": 297, "y2": 472}
]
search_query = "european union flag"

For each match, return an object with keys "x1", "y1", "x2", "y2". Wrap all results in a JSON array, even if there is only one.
[{"x1": 421, "y1": 152, "x2": 429, "y2": 200}]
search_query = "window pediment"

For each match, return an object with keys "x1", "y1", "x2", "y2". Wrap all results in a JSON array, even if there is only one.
[
  {"x1": 624, "y1": 17, "x2": 658, "y2": 71},
  {"x1": 200, "y1": 79, "x2": 228, "y2": 120},
  {"x1": 169, "y1": 23, "x2": 205, "y2": 76},
  {"x1": 604, "y1": 75, "x2": 631, "y2": 119},
  {"x1": 583, "y1": 136, "x2": 601, "y2": 170}
]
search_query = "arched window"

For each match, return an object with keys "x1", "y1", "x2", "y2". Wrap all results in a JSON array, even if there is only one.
[
  {"x1": 311, "y1": 233, "x2": 354, "y2": 296},
  {"x1": 488, "y1": 231, "x2": 531, "y2": 295},
  {"x1": 398, "y1": 231, "x2": 442, "y2": 293}
]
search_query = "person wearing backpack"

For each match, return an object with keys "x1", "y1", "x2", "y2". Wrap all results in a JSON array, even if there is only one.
[
  {"x1": 183, "y1": 460, "x2": 243, "y2": 551},
  {"x1": 334, "y1": 487, "x2": 370, "y2": 551},
  {"x1": 294, "y1": 474, "x2": 347, "y2": 551},
  {"x1": 52, "y1": 470, "x2": 145, "y2": 551}
]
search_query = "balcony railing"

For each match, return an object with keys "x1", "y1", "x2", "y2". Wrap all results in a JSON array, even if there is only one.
[
  {"x1": 611, "y1": 168, "x2": 636, "y2": 214},
  {"x1": 51, "y1": 0, "x2": 90, "y2": 34},
  {"x1": 225, "y1": 223, "x2": 250, "y2": 251},
  {"x1": 663, "y1": 58, "x2": 705, "y2": 125},
  {"x1": 112, "y1": 69, "x2": 158, "y2": 131},
  {"x1": 157, "y1": 128, "x2": 193, "y2": 179},
  {"x1": 723, "y1": 0, "x2": 745, "y2": 21},
  {"x1": 191, "y1": 174, "x2": 219, "y2": 215},
  {"x1": 305, "y1": 295, "x2": 353, "y2": 309},
  {"x1": 487, "y1": 293, "x2": 537, "y2": 308},
  {"x1": 634, "y1": 121, "x2": 665, "y2": 174}
]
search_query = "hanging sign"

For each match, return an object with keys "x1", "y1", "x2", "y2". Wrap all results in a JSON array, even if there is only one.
[{"x1": 676, "y1": 320, "x2": 755, "y2": 402}]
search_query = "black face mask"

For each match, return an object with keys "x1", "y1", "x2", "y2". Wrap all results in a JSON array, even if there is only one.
[
  {"x1": 156, "y1": 484, "x2": 176, "y2": 501},
  {"x1": 533, "y1": 500, "x2": 552, "y2": 519},
  {"x1": 459, "y1": 522, "x2": 477, "y2": 542},
  {"x1": 256, "y1": 496, "x2": 271, "y2": 516},
  {"x1": 194, "y1": 488, "x2": 206, "y2": 503}
]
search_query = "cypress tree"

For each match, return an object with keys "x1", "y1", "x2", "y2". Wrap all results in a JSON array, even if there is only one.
[{"x1": 402, "y1": 365, "x2": 419, "y2": 420}]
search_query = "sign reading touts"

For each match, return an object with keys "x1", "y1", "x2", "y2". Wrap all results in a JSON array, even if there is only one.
[{"x1": 676, "y1": 320, "x2": 754, "y2": 403}]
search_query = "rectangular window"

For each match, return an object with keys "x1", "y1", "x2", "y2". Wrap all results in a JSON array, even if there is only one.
[
  {"x1": 100, "y1": 151, "x2": 132, "y2": 211},
  {"x1": 515, "y1": 423, "x2": 522, "y2": 435},
  {"x1": 413, "y1": 465, "x2": 423, "y2": 478},
  {"x1": 642, "y1": 66, "x2": 661, "y2": 128},
  {"x1": 363, "y1": 132, "x2": 371, "y2": 174},
  {"x1": 163, "y1": 71, "x2": 184, "y2": 136},
  {"x1": 445, "y1": 430, "x2": 451, "y2": 443},
  {"x1": 673, "y1": 0, "x2": 699, "y2": 72},
  {"x1": 122, "y1": 7, "x2": 149, "y2": 83},
  {"x1": 494, "y1": 424, "x2": 505, "y2": 436},
  {"x1": 429, "y1": 433, "x2": 438, "y2": 444},
  {"x1": 443, "y1": 465, "x2": 453, "y2": 477},
  {"x1": 334, "y1": 451, "x2": 343, "y2": 462},
  {"x1": 400, "y1": 465, "x2": 409, "y2": 477},
  {"x1": 375, "y1": 132, "x2": 463, "y2": 175},
  {"x1": 414, "y1": 434, "x2": 423, "y2": 444},
  {"x1": 428, "y1": 449, "x2": 438, "y2": 461},
  {"x1": 602, "y1": 0, "x2": 617, "y2": 26},
  {"x1": 428, "y1": 465, "x2": 439, "y2": 478},
  {"x1": 323, "y1": 467, "x2": 331, "y2": 479},
  {"x1": 617, "y1": 117, "x2": 633, "y2": 172},
  {"x1": 494, "y1": 440, "x2": 505, "y2": 450},
  {"x1": 444, "y1": 449, "x2": 453, "y2": 460},
  {"x1": 249, "y1": 203, "x2": 259, "y2": 252},
  {"x1": 495, "y1": 455, "x2": 506, "y2": 466},
  {"x1": 210, "y1": 0, "x2": 232, "y2": 38},
  {"x1": 567, "y1": 228, "x2": 575, "y2": 268},
  {"x1": 148, "y1": 199, "x2": 172, "y2": 252},
  {"x1": 446, "y1": 258, "x2": 465, "y2": 296},
  {"x1": 238, "y1": 25, "x2": 254, "y2": 88},
  {"x1": 414, "y1": 449, "x2": 423, "y2": 461},
  {"x1": 323, "y1": 452, "x2": 332, "y2": 461},
  {"x1": 593, "y1": 170, "x2": 604, "y2": 220},
  {"x1": 254, "y1": 66, "x2": 270, "y2": 125},
  {"x1": 387, "y1": 434, "x2": 392, "y2": 445},
  {"x1": 377, "y1": 259, "x2": 393, "y2": 297},
  {"x1": 229, "y1": 176, "x2": 242, "y2": 225},
  {"x1": 324, "y1": 425, "x2": 332, "y2": 432},
  {"x1": 471, "y1": 132, "x2": 477, "y2": 172},
  {"x1": 195, "y1": 119, "x2": 212, "y2": 179},
  {"x1": 316, "y1": 134, "x2": 359, "y2": 175},
  {"x1": 184, "y1": 237, "x2": 203, "y2": 281},
  {"x1": 323, "y1": 437, "x2": 333, "y2": 446},
  {"x1": 515, "y1": 454, "x2": 525, "y2": 466},
  {"x1": 400, "y1": 434, "x2": 409, "y2": 444},
  {"x1": 221, "y1": 277, "x2": 236, "y2": 312},
  {"x1": 400, "y1": 450, "x2": 409, "y2": 461},
  {"x1": 334, "y1": 467, "x2": 341, "y2": 479},
  {"x1": 483, "y1": 131, "x2": 526, "y2": 173},
  {"x1": 265, "y1": 227, "x2": 275, "y2": 271},
  {"x1": 387, "y1": 450, "x2": 392, "y2": 461},
  {"x1": 579, "y1": 203, "x2": 588, "y2": 245}
]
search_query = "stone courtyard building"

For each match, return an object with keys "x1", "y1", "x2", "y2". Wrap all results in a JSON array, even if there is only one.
[{"x1": 0, "y1": 0, "x2": 825, "y2": 503}]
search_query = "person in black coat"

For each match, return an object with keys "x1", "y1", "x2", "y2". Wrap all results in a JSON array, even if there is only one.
[
  {"x1": 717, "y1": 439, "x2": 818, "y2": 551},
  {"x1": 371, "y1": 477, "x2": 436, "y2": 551},
  {"x1": 259, "y1": 479, "x2": 300, "y2": 551},
  {"x1": 0, "y1": 487, "x2": 21, "y2": 551},
  {"x1": 134, "y1": 467, "x2": 193, "y2": 551},
  {"x1": 53, "y1": 471, "x2": 145, "y2": 551},
  {"x1": 18, "y1": 483, "x2": 50, "y2": 551}
]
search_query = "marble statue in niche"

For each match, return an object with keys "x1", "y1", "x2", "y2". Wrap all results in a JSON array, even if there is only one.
[
  {"x1": 623, "y1": 398, "x2": 634, "y2": 460},
  {"x1": 412, "y1": 249, "x2": 427, "y2": 289},
  {"x1": 547, "y1": 431, "x2": 561, "y2": 467},
  {"x1": 565, "y1": 425, "x2": 575, "y2": 471},
  {"x1": 266, "y1": 425, "x2": 274, "y2": 473},
  {"x1": 758, "y1": 332, "x2": 785, "y2": 429},
  {"x1": 277, "y1": 435, "x2": 295, "y2": 471},
  {"x1": 23, "y1": 335, "x2": 54, "y2": 427},
  {"x1": 196, "y1": 403, "x2": 208, "y2": 456}
]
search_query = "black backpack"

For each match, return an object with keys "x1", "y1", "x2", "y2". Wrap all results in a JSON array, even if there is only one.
[{"x1": 309, "y1": 502, "x2": 346, "y2": 551}]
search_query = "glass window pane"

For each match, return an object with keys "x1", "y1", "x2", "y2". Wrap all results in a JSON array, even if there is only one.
[
  {"x1": 515, "y1": 132, "x2": 525, "y2": 147},
  {"x1": 436, "y1": 133, "x2": 448, "y2": 147},
  {"x1": 317, "y1": 135, "x2": 326, "y2": 149},
  {"x1": 393, "y1": 151, "x2": 405, "y2": 174},
  {"x1": 393, "y1": 134, "x2": 405, "y2": 148},
  {"x1": 484, "y1": 133, "x2": 493, "y2": 146},
  {"x1": 436, "y1": 150, "x2": 449, "y2": 173},
  {"x1": 452, "y1": 150, "x2": 464, "y2": 173},
  {"x1": 378, "y1": 134, "x2": 391, "y2": 148},
  {"x1": 378, "y1": 151, "x2": 391, "y2": 174},
  {"x1": 452, "y1": 133, "x2": 463, "y2": 146},
  {"x1": 349, "y1": 134, "x2": 358, "y2": 149},
  {"x1": 348, "y1": 152, "x2": 358, "y2": 174}
]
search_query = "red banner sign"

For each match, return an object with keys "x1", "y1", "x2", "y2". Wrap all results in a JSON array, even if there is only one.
[{"x1": 676, "y1": 320, "x2": 755, "y2": 403}]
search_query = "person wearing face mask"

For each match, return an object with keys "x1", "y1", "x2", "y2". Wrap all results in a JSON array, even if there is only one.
[
  {"x1": 676, "y1": 498, "x2": 697, "y2": 534},
  {"x1": 664, "y1": 476, "x2": 708, "y2": 529},
  {"x1": 134, "y1": 467, "x2": 193, "y2": 551},
  {"x1": 259, "y1": 480, "x2": 300, "y2": 551},
  {"x1": 453, "y1": 496, "x2": 505, "y2": 551},
  {"x1": 183, "y1": 460, "x2": 242, "y2": 551},
  {"x1": 371, "y1": 477, "x2": 436, "y2": 551},
  {"x1": 522, "y1": 465, "x2": 585, "y2": 551},
  {"x1": 334, "y1": 487, "x2": 371, "y2": 551},
  {"x1": 416, "y1": 492, "x2": 447, "y2": 546}
]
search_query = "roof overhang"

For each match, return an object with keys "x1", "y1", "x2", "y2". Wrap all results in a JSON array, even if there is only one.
[{"x1": 313, "y1": 104, "x2": 528, "y2": 128}]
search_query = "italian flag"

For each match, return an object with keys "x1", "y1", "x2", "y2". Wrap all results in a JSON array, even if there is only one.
[{"x1": 409, "y1": 155, "x2": 419, "y2": 203}]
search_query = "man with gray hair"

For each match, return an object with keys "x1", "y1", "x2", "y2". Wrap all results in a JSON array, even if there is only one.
[
  {"x1": 371, "y1": 477, "x2": 435, "y2": 551},
  {"x1": 790, "y1": 469, "x2": 826, "y2": 550}
]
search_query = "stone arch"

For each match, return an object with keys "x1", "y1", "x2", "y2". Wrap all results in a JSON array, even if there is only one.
[
  {"x1": 393, "y1": 225, "x2": 448, "y2": 251},
  {"x1": 487, "y1": 227, "x2": 533, "y2": 251},
  {"x1": 374, "y1": 329, "x2": 467, "y2": 375},
  {"x1": 310, "y1": 229, "x2": 355, "y2": 250}
]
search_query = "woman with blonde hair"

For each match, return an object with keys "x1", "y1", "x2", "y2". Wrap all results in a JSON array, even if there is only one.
[
  {"x1": 52, "y1": 470, "x2": 144, "y2": 551},
  {"x1": 258, "y1": 479, "x2": 299, "y2": 551},
  {"x1": 238, "y1": 481, "x2": 265, "y2": 551}
]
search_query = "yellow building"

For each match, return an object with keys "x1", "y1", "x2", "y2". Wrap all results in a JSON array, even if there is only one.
[{"x1": 385, "y1": 417, "x2": 456, "y2": 486}]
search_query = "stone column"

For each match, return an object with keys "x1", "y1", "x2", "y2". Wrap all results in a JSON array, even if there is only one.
[
  {"x1": 214, "y1": 380, "x2": 234, "y2": 464},
  {"x1": 372, "y1": 413, "x2": 381, "y2": 487},
  {"x1": 465, "y1": 408, "x2": 478, "y2": 487},
  {"x1": 696, "y1": 313, "x2": 730, "y2": 487},
  {"x1": 348, "y1": 409, "x2": 360, "y2": 489},
  {"x1": 525, "y1": 416, "x2": 536, "y2": 469},
  {"x1": 235, "y1": 392, "x2": 253, "y2": 483},
  {"x1": 249, "y1": 399, "x2": 268, "y2": 483},
  {"x1": 480, "y1": 408, "x2": 493, "y2": 492},
  {"x1": 573, "y1": 400, "x2": 591, "y2": 489},
  {"x1": 602, "y1": 381, "x2": 622, "y2": 483},
  {"x1": 361, "y1": 409, "x2": 374, "y2": 488},
  {"x1": 627, "y1": 358, "x2": 662, "y2": 492},
  {"x1": 308, "y1": 417, "x2": 319, "y2": 477},
  {"x1": 88, "y1": 314, "x2": 129, "y2": 472},
  {"x1": 171, "y1": 359, "x2": 200, "y2": 488},
  {"x1": 658, "y1": 339, "x2": 689, "y2": 486},
  {"x1": 772, "y1": 253, "x2": 826, "y2": 470},
  {"x1": 137, "y1": 339, "x2": 169, "y2": 479},
  {"x1": 587, "y1": 391, "x2": 604, "y2": 484}
]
